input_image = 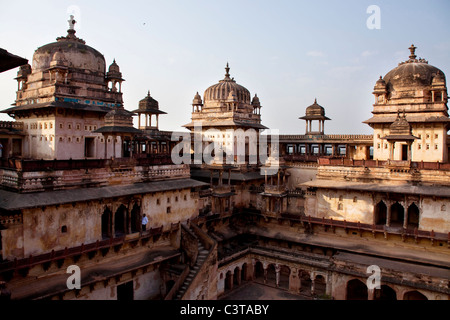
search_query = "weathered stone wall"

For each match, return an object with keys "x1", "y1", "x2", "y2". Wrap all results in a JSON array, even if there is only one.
[{"x1": 1, "y1": 186, "x2": 198, "y2": 259}]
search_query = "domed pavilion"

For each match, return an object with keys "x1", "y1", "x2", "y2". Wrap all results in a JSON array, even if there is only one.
[{"x1": 364, "y1": 44, "x2": 449, "y2": 162}]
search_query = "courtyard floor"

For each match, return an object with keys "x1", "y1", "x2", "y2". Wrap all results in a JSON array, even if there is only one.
[{"x1": 219, "y1": 282, "x2": 309, "y2": 300}]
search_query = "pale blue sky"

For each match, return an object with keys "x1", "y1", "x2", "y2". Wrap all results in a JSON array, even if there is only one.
[{"x1": 1, "y1": 0, "x2": 449, "y2": 134}]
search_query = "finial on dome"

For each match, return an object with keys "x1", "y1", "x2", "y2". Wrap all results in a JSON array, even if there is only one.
[
  {"x1": 314, "y1": 98, "x2": 317, "y2": 104},
  {"x1": 225, "y1": 63, "x2": 230, "y2": 76},
  {"x1": 409, "y1": 44, "x2": 417, "y2": 60},
  {"x1": 147, "y1": 90, "x2": 151, "y2": 97},
  {"x1": 68, "y1": 15, "x2": 76, "y2": 30}
]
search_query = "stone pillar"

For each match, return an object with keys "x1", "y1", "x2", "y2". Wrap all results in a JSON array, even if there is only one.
[
  {"x1": 289, "y1": 268, "x2": 300, "y2": 294},
  {"x1": 104, "y1": 135, "x2": 108, "y2": 159},
  {"x1": 275, "y1": 264, "x2": 281, "y2": 287},
  {"x1": 263, "y1": 262, "x2": 268, "y2": 284},
  {"x1": 389, "y1": 142, "x2": 394, "y2": 160},
  {"x1": 127, "y1": 204, "x2": 132, "y2": 234},
  {"x1": 407, "y1": 142, "x2": 412, "y2": 162},
  {"x1": 235, "y1": 268, "x2": 242, "y2": 286},
  {"x1": 251, "y1": 259, "x2": 257, "y2": 281},
  {"x1": 386, "y1": 201, "x2": 392, "y2": 227},
  {"x1": 403, "y1": 203, "x2": 408, "y2": 229},
  {"x1": 311, "y1": 275, "x2": 316, "y2": 296}
]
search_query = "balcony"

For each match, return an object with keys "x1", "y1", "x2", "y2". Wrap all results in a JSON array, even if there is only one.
[{"x1": 264, "y1": 184, "x2": 287, "y2": 195}]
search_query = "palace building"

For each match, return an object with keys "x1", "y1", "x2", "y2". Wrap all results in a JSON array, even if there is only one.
[{"x1": 0, "y1": 18, "x2": 448, "y2": 300}]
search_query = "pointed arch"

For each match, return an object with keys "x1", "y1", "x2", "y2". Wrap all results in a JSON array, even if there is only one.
[
  {"x1": 101, "y1": 207, "x2": 112, "y2": 239},
  {"x1": 390, "y1": 202, "x2": 404, "y2": 227},
  {"x1": 346, "y1": 279, "x2": 368, "y2": 300},
  {"x1": 374, "y1": 200, "x2": 387, "y2": 225},
  {"x1": 114, "y1": 204, "x2": 127, "y2": 237},
  {"x1": 407, "y1": 203, "x2": 420, "y2": 229},
  {"x1": 374, "y1": 285, "x2": 397, "y2": 300},
  {"x1": 404, "y1": 290, "x2": 427, "y2": 300}
]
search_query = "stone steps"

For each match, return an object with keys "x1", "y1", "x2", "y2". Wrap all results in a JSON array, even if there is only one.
[{"x1": 174, "y1": 237, "x2": 209, "y2": 300}]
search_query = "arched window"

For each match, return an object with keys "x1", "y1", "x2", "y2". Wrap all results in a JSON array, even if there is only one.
[
  {"x1": 404, "y1": 290, "x2": 428, "y2": 300},
  {"x1": 130, "y1": 203, "x2": 141, "y2": 233},
  {"x1": 375, "y1": 201, "x2": 387, "y2": 225},
  {"x1": 407, "y1": 203, "x2": 420, "y2": 229},
  {"x1": 114, "y1": 204, "x2": 127, "y2": 237},
  {"x1": 390, "y1": 202, "x2": 404, "y2": 227},
  {"x1": 374, "y1": 285, "x2": 397, "y2": 300},
  {"x1": 314, "y1": 275, "x2": 327, "y2": 296},
  {"x1": 279, "y1": 265, "x2": 290, "y2": 290},
  {"x1": 102, "y1": 207, "x2": 112, "y2": 239},
  {"x1": 346, "y1": 279, "x2": 368, "y2": 300}
]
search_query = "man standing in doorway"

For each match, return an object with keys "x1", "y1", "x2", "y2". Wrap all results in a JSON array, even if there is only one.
[
  {"x1": 142, "y1": 214, "x2": 148, "y2": 231},
  {"x1": 0, "y1": 142, "x2": 3, "y2": 158}
]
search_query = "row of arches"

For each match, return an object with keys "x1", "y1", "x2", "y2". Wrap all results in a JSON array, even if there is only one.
[
  {"x1": 220, "y1": 259, "x2": 328, "y2": 298},
  {"x1": 346, "y1": 279, "x2": 428, "y2": 300},
  {"x1": 374, "y1": 201, "x2": 420, "y2": 229},
  {"x1": 101, "y1": 203, "x2": 142, "y2": 239},
  {"x1": 219, "y1": 258, "x2": 433, "y2": 300}
]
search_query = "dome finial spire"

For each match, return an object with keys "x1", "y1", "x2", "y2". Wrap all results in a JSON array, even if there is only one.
[
  {"x1": 409, "y1": 44, "x2": 417, "y2": 60},
  {"x1": 68, "y1": 15, "x2": 76, "y2": 31},
  {"x1": 225, "y1": 62, "x2": 230, "y2": 79}
]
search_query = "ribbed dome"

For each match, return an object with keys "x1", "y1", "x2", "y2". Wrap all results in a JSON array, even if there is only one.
[
  {"x1": 32, "y1": 26, "x2": 105, "y2": 74},
  {"x1": 383, "y1": 45, "x2": 444, "y2": 91},
  {"x1": 203, "y1": 63, "x2": 251, "y2": 104}
]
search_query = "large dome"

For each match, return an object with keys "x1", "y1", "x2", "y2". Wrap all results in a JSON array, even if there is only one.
[
  {"x1": 203, "y1": 63, "x2": 251, "y2": 104},
  {"x1": 32, "y1": 27, "x2": 106, "y2": 75},
  {"x1": 383, "y1": 45, "x2": 445, "y2": 91}
]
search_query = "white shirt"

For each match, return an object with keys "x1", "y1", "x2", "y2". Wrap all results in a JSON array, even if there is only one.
[{"x1": 142, "y1": 216, "x2": 148, "y2": 225}]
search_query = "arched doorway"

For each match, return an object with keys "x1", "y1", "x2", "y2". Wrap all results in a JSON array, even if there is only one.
[
  {"x1": 390, "y1": 202, "x2": 404, "y2": 227},
  {"x1": 374, "y1": 285, "x2": 397, "y2": 300},
  {"x1": 374, "y1": 201, "x2": 387, "y2": 225},
  {"x1": 241, "y1": 263, "x2": 248, "y2": 282},
  {"x1": 407, "y1": 203, "x2": 420, "y2": 229},
  {"x1": 279, "y1": 265, "x2": 290, "y2": 290},
  {"x1": 254, "y1": 261, "x2": 264, "y2": 282},
  {"x1": 114, "y1": 204, "x2": 127, "y2": 237},
  {"x1": 346, "y1": 279, "x2": 368, "y2": 300},
  {"x1": 300, "y1": 270, "x2": 312, "y2": 296},
  {"x1": 266, "y1": 264, "x2": 277, "y2": 286},
  {"x1": 404, "y1": 290, "x2": 428, "y2": 300},
  {"x1": 102, "y1": 207, "x2": 112, "y2": 239},
  {"x1": 225, "y1": 270, "x2": 233, "y2": 291},
  {"x1": 314, "y1": 275, "x2": 326, "y2": 296},
  {"x1": 233, "y1": 266, "x2": 241, "y2": 287},
  {"x1": 130, "y1": 203, "x2": 141, "y2": 233}
]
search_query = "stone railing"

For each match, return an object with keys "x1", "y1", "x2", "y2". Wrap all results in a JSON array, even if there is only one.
[
  {"x1": 0, "y1": 159, "x2": 190, "y2": 192},
  {"x1": 0, "y1": 121, "x2": 24, "y2": 131},
  {"x1": 318, "y1": 157, "x2": 450, "y2": 171},
  {"x1": 279, "y1": 134, "x2": 373, "y2": 142},
  {"x1": 264, "y1": 184, "x2": 287, "y2": 194}
]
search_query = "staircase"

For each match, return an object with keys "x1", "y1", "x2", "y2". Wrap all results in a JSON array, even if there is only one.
[{"x1": 174, "y1": 241, "x2": 209, "y2": 300}]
